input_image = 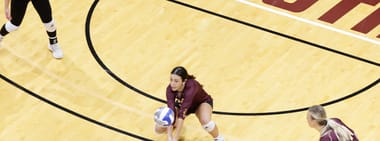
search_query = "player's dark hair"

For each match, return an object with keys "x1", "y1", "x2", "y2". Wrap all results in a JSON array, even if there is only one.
[{"x1": 171, "y1": 66, "x2": 195, "y2": 81}]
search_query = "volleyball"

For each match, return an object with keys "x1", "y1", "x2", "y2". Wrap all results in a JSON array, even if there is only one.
[{"x1": 154, "y1": 107, "x2": 175, "y2": 126}]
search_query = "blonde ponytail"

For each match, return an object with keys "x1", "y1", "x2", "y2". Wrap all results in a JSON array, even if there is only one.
[{"x1": 326, "y1": 119, "x2": 354, "y2": 141}]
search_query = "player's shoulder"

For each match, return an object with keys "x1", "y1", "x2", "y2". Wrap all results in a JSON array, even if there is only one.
[
  {"x1": 320, "y1": 130, "x2": 337, "y2": 141},
  {"x1": 330, "y1": 117, "x2": 341, "y2": 121},
  {"x1": 186, "y1": 79, "x2": 198, "y2": 85},
  {"x1": 188, "y1": 79, "x2": 203, "y2": 88},
  {"x1": 329, "y1": 118, "x2": 345, "y2": 125},
  {"x1": 166, "y1": 85, "x2": 174, "y2": 94}
]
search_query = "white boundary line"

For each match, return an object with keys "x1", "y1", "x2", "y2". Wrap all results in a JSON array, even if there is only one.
[{"x1": 236, "y1": 0, "x2": 380, "y2": 45}]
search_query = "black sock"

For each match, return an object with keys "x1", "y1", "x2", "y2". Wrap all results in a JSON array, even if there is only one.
[
  {"x1": 47, "y1": 31, "x2": 58, "y2": 44},
  {"x1": 0, "y1": 25, "x2": 9, "y2": 36}
]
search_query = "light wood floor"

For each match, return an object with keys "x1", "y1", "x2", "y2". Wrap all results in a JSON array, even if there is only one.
[{"x1": 0, "y1": 0, "x2": 379, "y2": 140}]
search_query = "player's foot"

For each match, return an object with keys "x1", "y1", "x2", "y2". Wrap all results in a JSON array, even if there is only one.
[
  {"x1": 0, "y1": 36, "x2": 3, "y2": 47},
  {"x1": 48, "y1": 43, "x2": 63, "y2": 59},
  {"x1": 214, "y1": 135, "x2": 225, "y2": 141}
]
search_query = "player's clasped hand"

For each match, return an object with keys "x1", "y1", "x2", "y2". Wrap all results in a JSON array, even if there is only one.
[{"x1": 154, "y1": 118, "x2": 168, "y2": 126}]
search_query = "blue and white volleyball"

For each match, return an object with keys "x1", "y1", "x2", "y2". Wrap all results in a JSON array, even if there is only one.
[{"x1": 154, "y1": 107, "x2": 174, "y2": 126}]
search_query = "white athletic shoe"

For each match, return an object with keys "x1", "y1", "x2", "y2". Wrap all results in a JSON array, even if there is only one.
[
  {"x1": 214, "y1": 135, "x2": 225, "y2": 141},
  {"x1": 0, "y1": 36, "x2": 3, "y2": 46},
  {"x1": 48, "y1": 43, "x2": 63, "y2": 59}
]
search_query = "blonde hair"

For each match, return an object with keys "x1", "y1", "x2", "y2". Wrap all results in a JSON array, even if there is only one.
[{"x1": 308, "y1": 105, "x2": 354, "y2": 141}]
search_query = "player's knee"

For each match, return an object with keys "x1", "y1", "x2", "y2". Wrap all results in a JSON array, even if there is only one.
[
  {"x1": 44, "y1": 20, "x2": 56, "y2": 32},
  {"x1": 5, "y1": 21, "x2": 19, "y2": 32},
  {"x1": 202, "y1": 121, "x2": 216, "y2": 132}
]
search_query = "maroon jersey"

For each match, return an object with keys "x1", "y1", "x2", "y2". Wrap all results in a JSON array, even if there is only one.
[
  {"x1": 166, "y1": 79, "x2": 212, "y2": 119},
  {"x1": 320, "y1": 118, "x2": 359, "y2": 141}
]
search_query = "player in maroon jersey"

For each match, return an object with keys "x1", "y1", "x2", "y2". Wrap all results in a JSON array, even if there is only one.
[
  {"x1": 154, "y1": 66, "x2": 224, "y2": 141},
  {"x1": 307, "y1": 105, "x2": 359, "y2": 141}
]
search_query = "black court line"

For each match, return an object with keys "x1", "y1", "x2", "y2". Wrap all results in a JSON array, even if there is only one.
[
  {"x1": 0, "y1": 73, "x2": 152, "y2": 141},
  {"x1": 214, "y1": 78, "x2": 380, "y2": 115},
  {"x1": 85, "y1": 0, "x2": 380, "y2": 116},
  {"x1": 167, "y1": 0, "x2": 380, "y2": 67},
  {"x1": 0, "y1": 0, "x2": 153, "y2": 140},
  {"x1": 85, "y1": 0, "x2": 165, "y2": 104}
]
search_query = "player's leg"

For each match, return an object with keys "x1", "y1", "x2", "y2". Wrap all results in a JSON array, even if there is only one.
[
  {"x1": 195, "y1": 102, "x2": 224, "y2": 141},
  {"x1": 0, "y1": 0, "x2": 29, "y2": 41},
  {"x1": 31, "y1": 0, "x2": 63, "y2": 59}
]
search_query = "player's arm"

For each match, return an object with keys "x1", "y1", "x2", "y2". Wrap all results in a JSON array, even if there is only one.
[
  {"x1": 167, "y1": 125, "x2": 174, "y2": 141},
  {"x1": 172, "y1": 81, "x2": 198, "y2": 140},
  {"x1": 4, "y1": 0, "x2": 11, "y2": 20},
  {"x1": 172, "y1": 118, "x2": 184, "y2": 141},
  {"x1": 166, "y1": 86, "x2": 177, "y2": 140},
  {"x1": 166, "y1": 86, "x2": 176, "y2": 111}
]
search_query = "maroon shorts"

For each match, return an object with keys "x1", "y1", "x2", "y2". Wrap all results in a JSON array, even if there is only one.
[{"x1": 185, "y1": 97, "x2": 213, "y2": 115}]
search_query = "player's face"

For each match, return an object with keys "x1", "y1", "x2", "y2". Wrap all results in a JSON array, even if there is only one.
[
  {"x1": 170, "y1": 74, "x2": 184, "y2": 91},
  {"x1": 306, "y1": 112, "x2": 315, "y2": 128}
]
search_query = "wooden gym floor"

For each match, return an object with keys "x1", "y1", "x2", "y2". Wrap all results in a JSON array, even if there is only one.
[{"x1": 0, "y1": 0, "x2": 379, "y2": 140}]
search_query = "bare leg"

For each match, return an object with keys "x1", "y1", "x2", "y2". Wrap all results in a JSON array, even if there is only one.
[{"x1": 195, "y1": 103, "x2": 220, "y2": 138}]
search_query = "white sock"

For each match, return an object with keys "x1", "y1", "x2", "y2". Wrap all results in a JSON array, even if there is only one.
[{"x1": 214, "y1": 134, "x2": 224, "y2": 141}]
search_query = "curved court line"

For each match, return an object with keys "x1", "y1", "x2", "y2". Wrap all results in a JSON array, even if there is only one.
[
  {"x1": 2, "y1": 47, "x2": 221, "y2": 140},
  {"x1": 85, "y1": 0, "x2": 166, "y2": 104},
  {"x1": 167, "y1": 0, "x2": 380, "y2": 67},
  {"x1": 86, "y1": 0, "x2": 380, "y2": 116},
  {"x1": 214, "y1": 78, "x2": 380, "y2": 115},
  {"x1": 3, "y1": 46, "x2": 151, "y2": 118},
  {"x1": 237, "y1": 0, "x2": 380, "y2": 46},
  {"x1": 0, "y1": 73, "x2": 152, "y2": 141},
  {"x1": 2, "y1": 46, "x2": 210, "y2": 139}
]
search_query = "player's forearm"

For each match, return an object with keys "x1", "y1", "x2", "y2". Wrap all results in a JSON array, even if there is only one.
[
  {"x1": 167, "y1": 125, "x2": 174, "y2": 140},
  {"x1": 174, "y1": 118, "x2": 184, "y2": 139},
  {"x1": 4, "y1": 0, "x2": 10, "y2": 10}
]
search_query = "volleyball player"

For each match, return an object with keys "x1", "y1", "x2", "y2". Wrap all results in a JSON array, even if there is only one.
[
  {"x1": 0, "y1": 0, "x2": 63, "y2": 59},
  {"x1": 155, "y1": 66, "x2": 224, "y2": 141},
  {"x1": 307, "y1": 105, "x2": 359, "y2": 141}
]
